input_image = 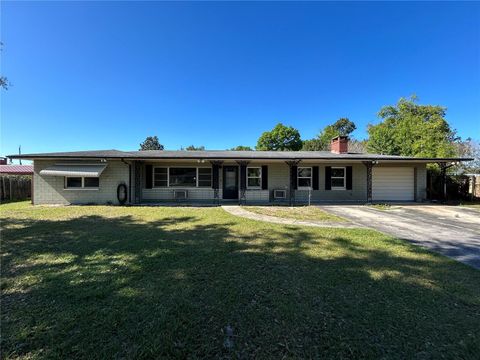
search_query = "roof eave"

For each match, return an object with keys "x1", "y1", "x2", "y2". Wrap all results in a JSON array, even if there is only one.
[{"x1": 7, "y1": 154, "x2": 474, "y2": 162}]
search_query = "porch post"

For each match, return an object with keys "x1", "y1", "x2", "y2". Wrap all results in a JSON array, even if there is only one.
[
  {"x1": 439, "y1": 162, "x2": 447, "y2": 203},
  {"x1": 363, "y1": 161, "x2": 374, "y2": 203},
  {"x1": 134, "y1": 161, "x2": 143, "y2": 204},
  {"x1": 210, "y1": 161, "x2": 223, "y2": 205},
  {"x1": 286, "y1": 160, "x2": 300, "y2": 206},
  {"x1": 236, "y1": 160, "x2": 249, "y2": 205}
]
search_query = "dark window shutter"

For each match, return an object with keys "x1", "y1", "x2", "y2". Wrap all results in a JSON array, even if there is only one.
[
  {"x1": 312, "y1": 166, "x2": 319, "y2": 190},
  {"x1": 261, "y1": 165, "x2": 268, "y2": 190},
  {"x1": 240, "y1": 165, "x2": 247, "y2": 191},
  {"x1": 212, "y1": 165, "x2": 219, "y2": 189},
  {"x1": 292, "y1": 165, "x2": 298, "y2": 190},
  {"x1": 325, "y1": 166, "x2": 331, "y2": 190},
  {"x1": 145, "y1": 165, "x2": 153, "y2": 189},
  {"x1": 346, "y1": 166, "x2": 353, "y2": 190}
]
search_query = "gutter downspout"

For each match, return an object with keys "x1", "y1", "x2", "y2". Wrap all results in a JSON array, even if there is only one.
[{"x1": 121, "y1": 158, "x2": 132, "y2": 204}]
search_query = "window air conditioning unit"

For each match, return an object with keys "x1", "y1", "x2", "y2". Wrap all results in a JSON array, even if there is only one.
[
  {"x1": 174, "y1": 189, "x2": 188, "y2": 200},
  {"x1": 273, "y1": 189, "x2": 287, "y2": 199}
]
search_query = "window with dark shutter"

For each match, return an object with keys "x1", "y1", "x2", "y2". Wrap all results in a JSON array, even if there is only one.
[
  {"x1": 261, "y1": 165, "x2": 268, "y2": 190},
  {"x1": 346, "y1": 166, "x2": 353, "y2": 190},
  {"x1": 312, "y1": 166, "x2": 319, "y2": 190},
  {"x1": 145, "y1": 165, "x2": 153, "y2": 189},
  {"x1": 325, "y1": 166, "x2": 331, "y2": 190}
]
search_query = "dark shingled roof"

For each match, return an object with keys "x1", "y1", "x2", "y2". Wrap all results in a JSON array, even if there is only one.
[{"x1": 7, "y1": 149, "x2": 473, "y2": 162}]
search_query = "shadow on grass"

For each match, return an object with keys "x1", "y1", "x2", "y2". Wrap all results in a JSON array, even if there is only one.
[{"x1": 1, "y1": 210, "x2": 479, "y2": 359}]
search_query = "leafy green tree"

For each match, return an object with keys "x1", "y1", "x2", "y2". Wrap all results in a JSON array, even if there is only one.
[
  {"x1": 367, "y1": 96, "x2": 457, "y2": 157},
  {"x1": 302, "y1": 118, "x2": 357, "y2": 151},
  {"x1": 256, "y1": 123, "x2": 302, "y2": 151},
  {"x1": 318, "y1": 118, "x2": 357, "y2": 150},
  {"x1": 139, "y1": 136, "x2": 164, "y2": 151},
  {"x1": 184, "y1": 145, "x2": 205, "y2": 151},
  {"x1": 230, "y1": 145, "x2": 253, "y2": 151},
  {"x1": 301, "y1": 139, "x2": 324, "y2": 151}
]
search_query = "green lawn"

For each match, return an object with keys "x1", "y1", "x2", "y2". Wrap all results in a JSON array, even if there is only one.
[
  {"x1": 243, "y1": 205, "x2": 346, "y2": 222},
  {"x1": 1, "y1": 202, "x2": 479, "y2": 359},
  {"x1": 459, "y1": 201, "x2": 480, "y2": 211}
]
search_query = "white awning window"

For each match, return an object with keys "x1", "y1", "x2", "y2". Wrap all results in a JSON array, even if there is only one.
[{"x1": 40, "y1": 164, "x2": 107, "y2": 177}]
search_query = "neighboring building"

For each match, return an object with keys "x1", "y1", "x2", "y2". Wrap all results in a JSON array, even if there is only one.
[
  {"x1": 8, "y1": 137, "x2": 472, "y2": 205},
  {"x1": 0, "y1": 158, "x2": 34, "y2": 202},
  {"x1": 0, "y1": 164, "x2": 34, "y2": 176}
]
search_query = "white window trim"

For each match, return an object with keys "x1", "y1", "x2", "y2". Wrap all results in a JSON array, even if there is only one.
[
  {"x1": 64, "y1": 176, "x2": 99, "y2": 190},
  {"x1": 246, "y1": 166, "x2": 262, "y2": 189},
  {"x1": 331, "y1": 166, "x2": 346, "y2": 191},
  {"x1": 152, "y1": 166, "x2": 212, "y2": 188},
  {"x1": 297, "y1": 167, "x2": 312, "y2": 190},
  {"x1": 153, "y1": 167, "x2": 169, "y2": 188}
]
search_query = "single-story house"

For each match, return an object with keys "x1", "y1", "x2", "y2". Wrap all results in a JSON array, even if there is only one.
[{"x1": 8, "y1": 137, "x2": 472, "y2": 205}]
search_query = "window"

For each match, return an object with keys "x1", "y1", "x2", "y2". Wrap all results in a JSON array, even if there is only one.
[
  {"x1": 331, "y1": 167, "x2": 346, "y2": 190},
  {"x1": 154, "y1": 167, "x2": 168, "y2": 187},
  {"x1": 84, "y1": 177, "x2": 99, "y2": 188},
  {"x1": 66, "y1": 177, "x2": 82, "y2": 188},
  {"x1": 152, "y1": 166, "x2": 213, "y2": 188},
  {"x1": 247, "y1": 167, "x2": 261, "y2": 188},
  {"x1": 198, "y1": 168, "x2": 212, "y2": 187},
  {"x1": 297, "y1": 167, "x2": 312, "y2": 188},
  {"x1": 169, "y1": 168, "x2": 196, "y2": 187},
  {"x1": 65, "y1": 177, "x2": 99, "y2": 189}
]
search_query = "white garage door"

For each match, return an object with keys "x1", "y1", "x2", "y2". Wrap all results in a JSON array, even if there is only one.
[{"x1": 372, "y1": 167, "x2": 414, "y2": 201}]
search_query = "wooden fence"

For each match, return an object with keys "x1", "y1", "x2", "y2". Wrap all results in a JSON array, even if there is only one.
[{"x1": 0, "y1": 176, "x2": 32, "y2": 201}]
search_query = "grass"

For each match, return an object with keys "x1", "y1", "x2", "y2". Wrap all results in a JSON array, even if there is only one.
[
  {"x1": 243, "y1": 205, "x2": 346, "y2": 222},
  {"x1": 459, "y1": 200, "x2": 480, "y2": 210},
  {"x1": 1, "y1": 201, "x2": 480, "y2": 359},
  {"x1": 368, "y1": 203, "x2": 393, "y2": 211}
]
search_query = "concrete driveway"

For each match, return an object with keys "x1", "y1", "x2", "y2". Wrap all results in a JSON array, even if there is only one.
[{"x1": 319, "y1": 204, "x2": 480, "y2": 269}]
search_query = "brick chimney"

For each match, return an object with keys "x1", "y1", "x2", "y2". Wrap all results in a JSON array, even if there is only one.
[
  {"x1": 331, "y1": 136, "x2": 349, "y2": 154},
  {"x1": 0, "y1": 157, "x2": 7, "y2": 165}
]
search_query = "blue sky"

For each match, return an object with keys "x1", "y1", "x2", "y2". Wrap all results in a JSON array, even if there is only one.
[{"x1": 1, "y1": 1, "x2": 479, "y2": 157}]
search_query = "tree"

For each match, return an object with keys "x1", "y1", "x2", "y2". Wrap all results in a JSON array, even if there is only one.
[
  {"x1": 139, "y1": 136, "x2": 164, "y2": 151},
  {"x1": 367, "y1": 96, "x2": 458, "y2": 157},
  {"x1": 184, "y1": 145, "x2": 205, "y2": 151},
  {"x1": 256, "y1": 123, "x2": 302, "y2": 151},
  {"x1": 302, "y1": 118, "x2": 357, "y2": 151},
  {"x1": 230, "y1": 145, "x2": 253, "y2": 151},
  {"x1": 455, "y1": 138, "x2": 480, "y2": 173},
  {"x1": 301, "y1": 139, "x2": 324, "y2": 151},
  {"x1": 1, "y1": 42, "x2": 10, "y2": 90},
  {"x1": 317, "y1": 118, "x2": 357, "y2": 150}
]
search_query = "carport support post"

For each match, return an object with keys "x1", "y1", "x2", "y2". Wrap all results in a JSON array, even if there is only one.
[
  {"x1": 439, "y1": 162, "x2": 447, "y2": 203},
  {"x1": 286, "y1": 160, "x2": 300, "y2": 206},
  {"x1": 134, "y1": 161, "x2": 143, "y2": 204},
  {"x1": 236, "y1": 160, "x2": 249, "y2": 205},
  {"x1": 363, "y1": 161, "x2": 374, "y2": 203}
]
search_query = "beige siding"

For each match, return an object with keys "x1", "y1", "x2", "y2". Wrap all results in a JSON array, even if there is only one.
[
  {"x1": 33, "y1": 160, "x2": 129, "y2": 205},
  {"x1": 295, "y1": 163, "x2": 367, "y2": 202},
  {"x1": 32, "y1": 159, "x2": 428, "y2": 204}
]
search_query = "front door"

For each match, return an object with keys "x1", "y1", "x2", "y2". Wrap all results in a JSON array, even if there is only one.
[{"x1": 223, "y1": 166, "x2": 238, "y2": 199}]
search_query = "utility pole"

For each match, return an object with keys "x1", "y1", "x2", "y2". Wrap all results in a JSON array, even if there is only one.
[{"x1": 18, "y1": 145, "x2": 22, "y2": 165}]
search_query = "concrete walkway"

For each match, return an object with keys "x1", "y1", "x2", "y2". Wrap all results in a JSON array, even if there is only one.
[
  {"x1": 318, "y1": 205, "x2": 480, "y2": 269},
  {"x1": 221, "y1": 205, "x2": 362, "y2": 228}
]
